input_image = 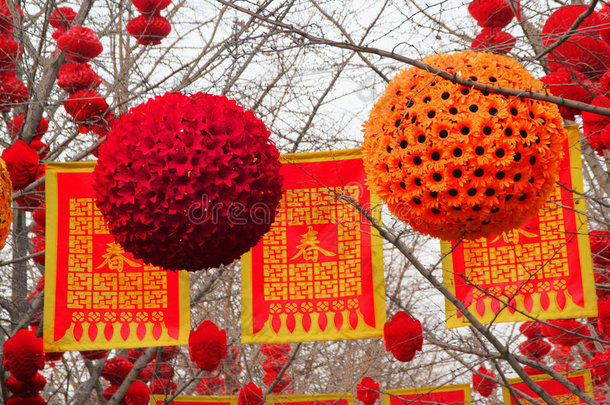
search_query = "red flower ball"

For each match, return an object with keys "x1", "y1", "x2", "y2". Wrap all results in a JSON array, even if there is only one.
[
  {"x1": 6, "y1": 373, "x2": 46, "y2": 396},
  {"x1": 6, "y1": 395, "x2": 46, "y2": 405},
  {"x1": 57, "y1": 62, "x2": 101, "y2": 94},
  {"x1": 9, "y1": 114, "x2": 48, "y2": 141},
  {"x1": 14, "y1": 164, "x2": 45, "y2": 212},
  {"x1": 383, "y1": 311, "x2": 423, "y2": 362},
  {"x1": 471, "y1": 27, "x2": 515, "y2": 55},
  {"x1": 0, "y1": 35, "x2": 20, "y2": 69},
  {"x1": 356, "y1": 376, "x2": 381, "y2": 405},
  {"x1": 102, "y1": 356, "x2": 134, "y2": 385},
  {"x1": 546, "y1": 35, "x2": 610, "y2": 81},
  {"x1": 63, "y1": 89, "x2": 108, "y2": 122},
  {"x1": 542, "y1": 319, "x2": 588, "y2": 347},
  {"x1": 93, "y1": 92, "x2": 283, "y2": 271},
  {"x1": 126, "y1": 15, "x2": 171, "y2": 46},
  {"x1": 261, "y1": 343, "x2": 291, "y2": 358},
  {"x1": 468, "y1": 0, "x2": 514, "y2": 28},
  {"x1": 472, "y1": 366, "x2": 497, "y2": 398},
  {"x1": 196, "y1": 377, "x2": 225, "y2": 395},
  {"x1": 132, "y1": 0, "x2": 172, "y2": 16},
  {"x1": 590, "y1": 229, "x2": 610, "y2": 266},
  {"x1": 50, "y1": 7, "x2": 76, "y2": 31},
  {"x1": 0, "y1": 70, "x2": 28, "y2": 111},
  {"x1": 542, "y1": 6, "x2": 602, "y2": 46},
  {"x1": 540, "y1": 69, "x2": 593, "y2": 121},
  {"x1": 149, "y1": 378, "x2": 177, "y2": 395},
  {"x1": 519, "y1": 338, "x2": 551, "y2": 360},
  {"x1": 583, "y1": 95, "x2": 610, "y2": 155},
  {"x1": 123, "y1": 380, "x2": 150, "y2": 405},
  {"x1": 80, "y1": 350, "x2": 109, "y2": 360},
  {"x1": 57, "y1": 26, "x2": 103, "y2": 62},
  {"x1": 3, "y1": 329, "x2": 44, "y2": 381},
  {"x1": 239, "y1": 382, "x2": 263, "y2": 405},
  {"x1": 189, "y1": 320, "x2": 227, "y2": 372},
  {"x1": 585, "y1": 349, "x2": 610, "y2": 385},
  {"x1": 1, "y1": 140, "x2": 39, "y2": 190}
]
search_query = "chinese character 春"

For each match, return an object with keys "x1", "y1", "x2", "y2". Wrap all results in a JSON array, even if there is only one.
[
  {"x1": 290, "y1": 226, "x2": 336, "y2": 262},
  {"x1": 96, "y1": 242, "x2": 140, "y2": 271}
]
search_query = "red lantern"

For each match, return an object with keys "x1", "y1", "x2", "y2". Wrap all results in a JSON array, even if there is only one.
[
  {"x1": 583, "y1": 95, "x2": 610, "y2": 154},
  {"x1": 1, "y1": 140, "x2": 39, "y2": 191},
  {"x1": 472, "y1": 366, "x2": 497, "y2": 398},
  {"x1": 0, "y1": 70, "x2": 28, "y2": 111},
  {"x1": 519, "y1": 321, "x2": 544, "y2": 340},
  {"x1": 126, "y1": 15, "x2": 171, "y2": 45},
  {"x1": 542, "y1": 319, "x2": 588, "y2": 347},
  {"x1": 542, "y1": 6, "x2": 602, "y2": 46},
  {"x1": 101, "y1": 357, "x2": 134, "y2": 385},
  {"x1": 149, "y1": 378, "x2": 177, "y2": 395},
  {"x1": 57, "y1": 62, "x2": 101, "y2": 94},
  {"x1": 468, "y1": 0, "x2": 514, "y2": 28},
  {"x1": 261, "y1": 343, "x2": 291, "y2": 358},
  {"x1": 6, "y1": 373, "x2": 46, "y2": 396},
  {"x1": 356, "y1": 376, "x2": 381, "y2": 405},
  {"x1": 123, "y1": 380, "x2": 150, "y2": 405},
  {"x1": 79, "y1": 350, "x2": 109, "y2": 360},
  {"x1": 57, "y1": 26, "x2": 103, "y2": 62},
  {"x1": 540, "y1": 69, "x2": 593, "y2": 121},
  {"x1": 196, "y1": 377, "x2": 225, "y2": 395},
  {"x1": 2, "y1": 329, "x2": 44, "y2": 381},
  {"x1": 63, "y1": 89, "x2": 108, "y2": 122},
  {"x1": 519, "y1": 338, "x2": 551, "y2": 360},
  {"x1": 132, "y1": 0, "x2": 172, "y2": 16},
  {"x1": 5, "y1": 395, "x2": 46, "y2": 405},
  {"x1": 471, "y1": 27, "x2": 515, "y2": 55},
  {"x1": 590, "y1": 230, "x2": 610, "y2": 265},
  {"x1": 189, "y1": 320, "x2": 228, "y2": 372},
  {"x1": 262, "y1": 356, "x2": 289, "y2": 373},
  {"x1": 585, "y1": 349, "x2": 610, "y2": 385},
  {"x1": 8, "y1": 114, "x2": 48, "y2": 141},
  {"x1": 238, "y1": 382, "x2": 263, "y2": 405},
  {"x1": 0, "y1": 35, "x2": 20, "y2": 69},
  {"x1": 546, "y1": 34, "x2": 610, "y2": 80},
  {"x1": 384, "y1": 311, "x2": 423, "y2": 362}
]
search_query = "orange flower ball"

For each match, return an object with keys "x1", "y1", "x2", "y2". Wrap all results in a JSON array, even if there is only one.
[
  {"x1": 0, "y1": 158, "x2": 12, "y2": 249},
  {"x1": 363, "y1": 51, "x2": 566, "y2": 240}
]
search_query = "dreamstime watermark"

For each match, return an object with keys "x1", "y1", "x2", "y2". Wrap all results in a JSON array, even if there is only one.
[{"x1": 187, "y1": 194, "x2": 278, "y2": 226}]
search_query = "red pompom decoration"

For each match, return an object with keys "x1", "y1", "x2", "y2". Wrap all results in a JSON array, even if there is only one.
[
  {"x1": 472, "y1": 366, "x2": 497, "y2": 398},
  {"x1": 14, "y1": 164, "x2": 45, "y2": 212},
  {"x1": 57, "y1": 62, "x2": 101, "y2": 94},
  {"x1": 519, "y1": 321, "x2": 544, "y2": 340},
  {"x1": 9, "y1": 114, "x2": 48, "y2": 141},
  {"x1": 132, "y1": 0, "x2": 172, "y2": 15},
  {"x1": 63, "y1": 89, "x2": 108, "y2": 122},
  {"x1": 0, "y1": 35, "x2": 20, "y2": 69},
  {"x1": 149, "y1": 378, "x2": 177, "y2": 395},
  {"x1": 102, "y1": 356, "x2": 134, "y2": 385},
  {"x1": 546, "y1": 35, "x2": 610, "y2": 80},
  {"x1": 542, "y1": 319, "x2": 588, "y2": 347},
  {"x1": 123, "y1": 380, "x2": 150, "y2": 405},
  {"x1": 156, "y1": 345, "x2": 180, "y2": 363},
  {"x1": 356, "y1": 376, "x2": 381, "y2": 405},
  {"x1": 239, "y1": 382, "x2": 264, "y2": 405},
  {"x1": 468, "y1": 0, "x2": 514, "y2": 28},
  {"x1": 542, "y1": 6, "x2": 602, "y2": 46},
  {"x1": 80, "y1": 350, "x2": 109, "y2": 360},
  {"x1": 196, "y1": 377, "x2": 225, "y2": 395},
  {"x1": 591, "y1": 229, "x2": 610, "y2": 266},
  {"x1": 384, "y1": 311, "x2": 423, "y2": 362},
  {"x1": 6, "y1": 373, "x2": 46, "y2": 396},
  {"x1": 1, "y1": 139, "x2": 39, "y2": 190},
  {"x1": 585, "y1": 349, "x2": 610, "y2": 385},
  {"x1": 471, "y1": 27, "x2": 515, "y2": 55},
  {"x1": 57, "y1": 26, "x2": 103, "y2": 62},
  {"x1": 145, "y1": 362, "x2": 173, "y2": 380},
  {"x1": 93, "y1": 92, "x2": 283, "y2": 271},
  {"x1": 189, "y1": 320, "x2": 227, "y2": 372},
  {"x1": 50, "y1": 7, "x2": 76, "y2": 31},
  {"x1": 583, "y1": 95, "x2": 610, "y2": 154},
  {"x1": 540, "y1": 68, "x2": 593, "y2": 121},
  {"x1": 519, "y1": 338, "x2": 551, "y2": 360},
  {"x1": 6, "y1": 395, "x2": 46, "y2": 405},
  {"x1": 261, "y1": 343, "x2": 291, "y2": 358},
  {"x1": 102, "y1": 385, "x2": 119, "y2": 400},
  {"x1": 0, "y1": 70, "x2": 28, "y2": 111},
  {"x1": 126, "y1": 15, "x2": 171, "y2": 46},
  {"x1": 262, "y1": 356, "x2": 289, "y2": 373},
  {"x1": 2, "y1": 329, "x2": 44, "y2": 381}
]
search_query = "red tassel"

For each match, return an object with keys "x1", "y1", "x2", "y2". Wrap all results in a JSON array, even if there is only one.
[
  {"x1": 476, "y1": 298, "x2": 486, "y2": 316},
  {"x1": 349, "y1": 309, "x2": 358, "y2": 329},
  {"x1": 556, "y1": 290, "x2": 566, "y2": 310},
  {"x1": 104, "y1": 322, "x2": 114, "y2": 340},
  {"x1": 153, "y1": 323, "x2": 162, "y2": 340},
  {"x1": 88, "y1": 322, "x2": 98, "y2": 341},
  {"x1": 286, "y1": 313, "x2": 296, "y2": 333},
  {"x1": 524, "y1": 294, "x2": 534, "y2": 312},
  {"x1": 137, "y1": 323, "x2": 146, "y2": 340},
  {"x1": 540, "y1": 292, "x2": 550, "y2": 311},
  {"x1": 508, "y1": 299, "x2": 516, "y2": 314},
  {"x1": 272, "y1": 314, "x2": 281, "y2": 333},
  {"x1": 334, "y1": 311, "x2": 343, "y2": 331},
  {"x1": 121, "y1": 323, "x2": 130, "y2": 341},
  {"x1": 73, "y1": 322, "x2": 83, "y2": 341},
  {"x1": 302, "y1": 313, "x2": 311, "y2": 332},
  {"x1": 318, "y1": 312, "x2": 327, "y2": 331},
  {"x1": 490, "y1": 298, "x2": 501, "y2": 314}
]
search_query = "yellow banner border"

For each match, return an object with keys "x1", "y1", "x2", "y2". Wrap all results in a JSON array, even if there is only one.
[
  {"x1": 267, "y1": 393, "x2": 354, "y2": 405},
  {"x1": 43, "y1": 162, "x2": 191, "y2": 351},
  {"x1": 383, "y1": 383, "x2": 472, "y2": 405},
  {"x1": 241, "y1": 148, "x2": 385, "y2": 343},
  {"x1": 500, "y1": 369, "x2": 592, "y2": 405},
  {"x1": 442, "y1": 125, "x2": 596, "y2": 327},
  {"x1": 150, "y1": 395, "x2": 238, "y2": 405}
]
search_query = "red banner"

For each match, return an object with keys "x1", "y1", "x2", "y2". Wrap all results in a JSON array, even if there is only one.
[
  {"x1": 44, "y1": 163, "x2": 190, "y2": 351},
  {"x1": 151, "y1": 395, "x2": 238, "y2": 405},
  {"x1": 383, "y1": 384, "x2": 471, "y2": 405},
  {"x1": 241, "y1": 149, "x2": 385, "y2": 343},
  {"x1": 502, "y1": 370, "x2": 592, "y2": 404},
  {"x1": 267, "y1": 393, "x2": 353, "y2": 405},
  {"x1": 442, "y1": 125, "x2": 596, "y2": 327}
]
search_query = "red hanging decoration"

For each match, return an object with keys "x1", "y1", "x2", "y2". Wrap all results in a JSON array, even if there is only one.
[
  {"x1": 356, "y1": 376, "x2": 381, "y2": 405},
  {"x1": 126, "y1": 15, "x2": 171, "y2": 45},
  {"x1": 585, "y1": 349, "x2": 610, "y2": 385},
  {"x1": 542, "y1": 6, "x2": 602, "y2": 46},
  {"x1": 590, "y1": 229, "x2": 610, "y2": 266},
  {"x1": 2, "y1": 329, "x2": 44, "y2": 382},
  {"x1": 0, "y1": 70, "x2": 28, "y2": 112},
  {"x1": 79, "y1": 350, "x2": 109, "y2": 360},
  {"x1": 468, "y1": 0, "x2": 514, "y2": 28},
  {"x1": 546, "y1": 35, "x2": 610, "y2": 80},
  {"x1": 101, "y1": 356, "x2": 134, "y2": 385},
  {"x1": 238, "y1": 382, "x2": 264, "y2": 405},
  {"x1": 93, "y1": 92, "x2": 283, "y2": 271},
  {"x1": 50, "y1": 7, "x2": 76, "y2": 31},
  {"x1": 519, "y1": 321, "x2": 544, "y2": 340},
  {"x1": 132, "y1": 0, "x2": 172, "y2": 16},
  {"x1": 542, "y1": 319, "x2": 588, "y2": 347},
  {"x1": 1, "y1": 139, "x2": 39, "y2": 191},
  {"x1": 122, "y1": 380, "x2": 150, "y2": 405},
  {"x1": 8, "y1": 114, "x2": 48, "y2": 141},
  {"x1": 57, "y1": 26, "x2": 103, "y2": 62},
  {"x1": 472, "y1": 366, "x2": 497, "y2": 398},
  {"x1": 63, "y1": 89, "x2": 108, "y2": 122},
  {"x1": 196, "y1": 377, "x2": 225, "y2": 395},
  {"x1": 30, "y1": 224, "x2": 45, "y2": 266},
  {"x1": 189, "y1": 320, "x2": 228, "y2": 372},
  {"x1": 57, "y1": 62, "x2": 101, "y2": 94},
  {"x1": 5, "y1": 395, "x2": 46, "y2": 405},
  {"x1": 582, "y1": 95, "x2": 610, "y2": 155},
  {"x1": 149, "y1": 378, "x2": 177, "y2": 395},
  {"x1": 540, "y1": 68, "x2": 593, "y2": 121},
  {"x1": 261, "y1": 343, "x2": 291, "y2": 357},
  {"x1": 6, "y1": 373, "x2": 46, "y2": 396},
  {"x1": 518, "y1": 338, "x2": 551, "y2": 360},
  {"x1": 383, "y1": 311, "x2": 423, "y2": 362},
  {"x1": 0, "y1": 35, "x2": 19, "y2": 69},
  {"x1": 262, "y1": 355, "x2": 289, "y2": 373},
  {"x1": 471, "y1": 27, "x2": 515, "y2": 55}
]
